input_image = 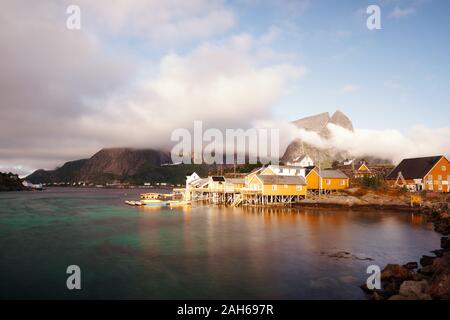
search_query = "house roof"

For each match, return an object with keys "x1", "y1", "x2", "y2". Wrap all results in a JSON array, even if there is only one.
[
  {"x1": 211, "y1": 176, "x2": 226, "y2": 182},
  {"x1": 248, "y1": 166, "x2": 265, "y2": 174},
  {"x1": 269, "y1": 164, "x2": 305, "y2": 171},
  {"x1": 386, "y1": 156, "x2": 443, "y2": 180},
  {"x1": 318, "y1": 169, "x2": 348, "y2": 179},
  {"x1": 256, "y1": 175, "x2": 306, "y2": 185},
  {"x1": 191, "y1": 178, "x2": 209, "y2": 187}
]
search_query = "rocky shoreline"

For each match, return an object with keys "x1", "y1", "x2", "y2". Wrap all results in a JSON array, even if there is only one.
[
  {"x1": 298, "y1": 189, "x2": 414, "y2": 210},
  {"x1": 361, "y1": 202, "x2": 450, "y2": 300}
]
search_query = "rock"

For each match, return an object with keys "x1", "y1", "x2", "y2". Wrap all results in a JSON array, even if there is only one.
[
  {"x1": 430, "y1": 251, "x2": 450, "y2": 275},
  {"x1": 419, "y1": 265, "x2": 434, "y2": 276},
  {"x1": 382, "y1": 281, "x2": 401, "y2": 298},
  {"x1": 372, "y1": 291, "x2": 384, "y2": 300},
  {"x1": 420, "y1": 255, "x2": 436, "y2": 267},
  {"x1": 359, "y1": 283, "x2": 372, "y2": 294},
  {"x1": 412, "y1": 273, "x2": 426, "y2": 281},
  {"x1": 429, "y1": 274, "x2": 450, "y2": 299},
  {"x1": 441, "y1": 237, "x2": 450, "y2": 250},
  {"x1": 388, "y1": 294, "x2": 417, "y2": 300},
  {"x1": 403, "y1": 262, "x2": 418, "y2": 270},
  {"x1": 399, "y1": 280, "x2": 431, "y2": 300},
  {"x1": 435, "y1": 219, "x2": 450, "y2": 235},
  {"x1": 381, "y1": 264, "x2": 412, "y2": 281},
  {"x1": 329, "y1": 110, "x2": 354, "y2": 132},
  {"x1": 431, "y1": 249, "x2": 444, "y2": 258}
]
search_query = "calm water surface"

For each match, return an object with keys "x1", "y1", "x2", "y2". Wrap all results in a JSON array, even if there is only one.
[{"x1": 0, "y1": 188, "x2": 440, "y2": 299}]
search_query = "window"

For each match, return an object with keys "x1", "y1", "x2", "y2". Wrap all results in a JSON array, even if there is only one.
[
  {"x1": 438, "y1": 185, "x2": 443, "y2": 191},
  {"x1": 448, "y1": 175, "x2": 450, "y2": 181},
  {"x1": 272, "y1": 185, "x2": 277, "y2": 191},
  {"x1": 438, "y1": 175, "x2": 442, "y2": 180},
  {"x1": 428, "y1": 175, "x2": 433, "y2": 180},
  {"x1": 442, "y1": 166, "x2": 447, "y2": 171},
  {"x1": 284, "y1": 184, "x2": 288, "y2": 189},
  {"x1": 325, "y1": 179, "x2": 331, "y2": 185},
  {"x1": 296, "y1": 185, "x2": 303, "y2": 191},
  {"x1": 341, "y1": 179, "x2": 346, "y2": 186},
  {"x1": 429, "y1": 185, "x2": 433, "y2": 190}
]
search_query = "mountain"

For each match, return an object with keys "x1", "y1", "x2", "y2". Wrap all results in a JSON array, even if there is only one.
[
  {"x1": 26, "y1": 148, "x2": 209, "y2": 185},
  {"x1": 0, "y1": 172, "x2": 26, "y2": 191},
  {"x1": 282, "y1": 110, "x2": 354, "y2": 167}
]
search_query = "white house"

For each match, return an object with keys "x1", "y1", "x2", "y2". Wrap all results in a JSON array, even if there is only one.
[
  {"x1": 286, "y1": 155, "x2": 314, "y2": 168},
  {"x1": 265, "y1": 165, "x2": 307, "y2": 178}
]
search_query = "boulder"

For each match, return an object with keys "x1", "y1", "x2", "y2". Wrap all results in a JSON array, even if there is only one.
[
  {"x1": 388, "y1": 294, "x2": 417, "y2": 300},
  {"x1": 419, "y1": 265, "x2": 434, "y2": 276},
  {"x1": 441, "y1": 237, "x2": 450, "y2": 250},
  {"x1": 435, "y1": 219, "x2": 450, "y2": 235},
  {"x1": 403, "y1": 262, "x2": 418, "y2": 270},
  {"x1": 431, "y1": 249, "x2": 444, "y2": 258},
  {"x1": 420, "y1": 255, "x2": 436, "y2": 267},
  {"x1": 381, "y1": 264, "x2": 412, "y2": 281},
  {"x1": 429, "y1": 274, "x2": 450, "y2": 300},
  {"x1": 398, "y1": 280, "x2": 431, "y2": 300}
]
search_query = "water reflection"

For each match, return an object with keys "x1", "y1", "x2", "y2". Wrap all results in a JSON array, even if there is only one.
[
  {"x1": 133, "y1": 204, "x2": 438, "y2": 299},
  {"x1": 0, "y1": 189, "x2": 440, "y2": 299}
]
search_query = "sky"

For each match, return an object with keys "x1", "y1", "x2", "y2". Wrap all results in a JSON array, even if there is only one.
[{"x1": 0, "y1": 0, "x2": 449, "y2": 176}]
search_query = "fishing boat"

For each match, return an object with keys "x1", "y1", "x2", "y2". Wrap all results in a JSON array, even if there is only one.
[
  {"x1": 125, "y1": 200, "x2": 144, "y2": 206},
  {"x1": 140, "y1": 193, "x2": 169, "y2": 206}
]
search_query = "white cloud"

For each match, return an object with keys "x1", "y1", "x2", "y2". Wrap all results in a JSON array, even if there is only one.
[
  {"x1": 79, "y1": 0, "x2": 236, "y2": 44},
  {"x1": 293, "y1": 123, "x2": 450, "y2": 163},
  {"x1": 0, "y1": 1, "x2": 305, "y2": 172},
  {"x1": 79, "y1": 35, "x2": 306, "y2": 150}
]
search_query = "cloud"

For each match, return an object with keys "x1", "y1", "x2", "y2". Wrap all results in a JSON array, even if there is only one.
[
  {"x1": 78, "y1": 0, "x2": 236, "y2": 45},
  {"x1": 0, "y1": 1, "x2": 305, "y2": 172},
  {"x1": 79, "y1": 34, "x2": 306, "y2": 149},
  {"x1": 292, "y1": 123, "x2": 450, "y2": 163}
]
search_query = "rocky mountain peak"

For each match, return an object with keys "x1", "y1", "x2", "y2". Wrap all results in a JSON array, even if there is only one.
[
  {"x1": 292, "y1": 112, "x2": 330, "y2": 132},
  {"x1": 330, "y1": 110, "x2": 354, "y2": 132},
  {"x1": 282, "y1": 110, "x2": 355, "y2": 165}
]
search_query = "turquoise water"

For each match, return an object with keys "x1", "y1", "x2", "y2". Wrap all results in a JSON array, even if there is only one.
[{"x1": 0, "y1": 188, "x2": 441, "y2": 299}]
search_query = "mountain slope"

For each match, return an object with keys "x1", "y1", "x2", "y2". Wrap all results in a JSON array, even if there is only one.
[
  {"x1": 27, "y1": 148, "x2": 173, "y2": 184},
  {"x1": 282, "y1": 110, "x2": 353, "y2": 166}
]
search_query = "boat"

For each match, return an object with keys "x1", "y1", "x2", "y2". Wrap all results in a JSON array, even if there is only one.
[
  {"x1": 140, "y1": 192, "x2": 172, "y2": 206},
  {"x1": 125, "y1": 200, "x2": 144, "y2": 206},
  {"x1": 126, "y1": 192, "x2": 185, "y2": 208},
  {"x1": 143, "y1": 200, "x2": 169, "y2": 207}
]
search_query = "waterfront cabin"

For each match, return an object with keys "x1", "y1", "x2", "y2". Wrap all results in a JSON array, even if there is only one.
[
  {"x1": 245, "y1": 174, "x2": 307, "y2": 204},
  {"x1": 262, "y1": 165, "x2": 306, "y2": 177},
  {"x1": 208, "y1": 176, "x2": 226, "y2": 192},
  {"x1": 385, "y1": 155, "x2": 450, "y2": 192},
  {"x1": 306, "y1": 168, "x2": 349, "y2": 193},
  {"x1": 226, "y1": 178, "x2": 245, "y2": 190}
]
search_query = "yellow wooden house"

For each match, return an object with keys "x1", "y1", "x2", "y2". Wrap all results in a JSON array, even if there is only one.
[
  {"x1": 355, "y1": 162, "x2": 373, "y2": 178},
  {"x1": 248, "y1": 175, "x2": 307, "y2": 197},
  {"x1": 306, "y1": 168, "x2": 349, "y2": 193}
]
